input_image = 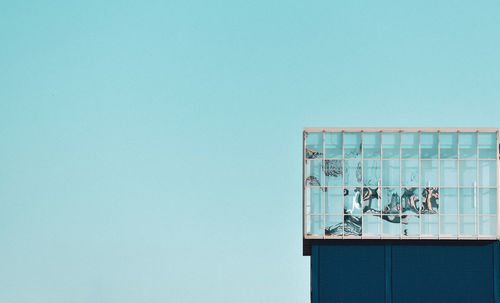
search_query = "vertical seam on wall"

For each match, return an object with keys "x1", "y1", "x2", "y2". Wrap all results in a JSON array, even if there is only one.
[{"x1": 385, "y1": 243, "x2": 392, "y2": 303}]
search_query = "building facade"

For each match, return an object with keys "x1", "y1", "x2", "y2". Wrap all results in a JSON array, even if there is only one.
[{"x1": 303, "y1": 128, "x2": 500, "y2": 303}]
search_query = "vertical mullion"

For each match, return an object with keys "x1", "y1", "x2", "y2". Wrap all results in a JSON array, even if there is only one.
[
  {"x1": 303, "y1": 131, "x2": 306, "y2": 238},
  {"x1": 361, "y1": 131, "x2": 364, "y2": 238},
  {"x1": 399, "y1": 131, "x2": 402, "y2": 239},
  {"x1": 438, "y1": 131, "x2": 441, "y2": 238},
  {"x1": 342, "y1": 131, "x2": 345, "y2": 239},
  {"x1": 458, "y1": 131, "x2": 461, "y2": 238},
  {"x1": 323, "y1": 131, "x2": 326, "y2": 239},
  {"x1": 476, "y1": 131, "x2": 479, "y2": 238},
  {"x1": 380, "y1": 131, "x2": 383, "y2": 238},
  {"x1": 419, "y1": 131, "x2": 421, "y2": 238}
]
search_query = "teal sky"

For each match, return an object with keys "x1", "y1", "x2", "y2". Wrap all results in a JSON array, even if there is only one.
[{"x1": 1, "y1": 1, "x2": 500, "y2": 302}]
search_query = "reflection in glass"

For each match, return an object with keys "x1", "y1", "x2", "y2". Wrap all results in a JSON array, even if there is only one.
[
  {"x1": 479, "y1": 188, "x2": 496, "y2": 215},
  {"x1": 325, "y1": 187, "x2": 343, "y2": 214},
  {"x1": 344, "y1": 132, "x2": 361, "y2": 159},
  {"x1": 440, "y1": 160, "x2": 457, "y2": 187},
  {"x1": 479, "y1": 216, "x2": 497, "y2": 236},
  {"x1": 382, "y1": 133, "x2": 400, "y2": 159},
  {"x1": 459, "y1": 160, "x2": 477, "y2": 187},
  {"x1": 421, "y1": 187, "x2": 439, "y2": 213},
  {"x1": 421, "y1": 160, "x2": 438, "y2": 187},
  {"x1": 401, "y1": 187, "x2": 419, "y2": 214},
  {"x1": 440, "y1": 188, "x2": 458, "y2": 214},
  {"x1": 344, "y1": 188, "x2": 362, "y2": 215},
  {"x1": 305, "y1": 160, "x2": 323, "y2": 186},
  {"x1": 363, "y1": 132, "x2": 381, "y2": 159},
  {"x1": 325, "y1": 132, "x2": 342, "y2": 158},
  {"x1": 421, "y1": 215, "x2": 438, "y2": 236},
  {"x1": 306, "y1": 187, "x2": 323, "y2": 215},
  {"x1": 306, "y1": 132, "x2": 323, "y2": 159},
  {"x1": 306, "y1": 215, "x2": 323, "y2": 236},
  {"x1": 343, "y1": 215, "x2": 362, "y2": 236},
  {"x1": 440, "y1": 216, "x2": 458, "y2": 236},
  {"x1": 401, "y1": 133, "x2": 419, "y2": 159},
  {"x1": 440, "y1": 132, "x2": 458, "y2": 159},
  {"x1": 478, "y1": 132, "x2": 497, "y2": 159},
  {"x1": 383, "y1": 218, "x2": 400, "y2": 236},
  {"x1": 382, "y1": 188, "x2": 400, "y2": 214},
  {"x1": 459, "y1": 188, "x2": 475, "y2": 215},
  {"x1": 460, "y1": 216, "x2": 476, "y2": 236},
  {"x1": 401, "y1": 160, "x2": 418, "y2": 187},
  {"x1": 362, "y1": 187, "x2": 381, "y2": 213},
  {"x1": 383, "y1": 160, "x2": 400, "y2": 186},
  {"x1": 421, "y1": 132, "x2": 438, "y2": 159},
  {"x1": 363, "y1": 214, "x2": 381, "y2": 236},
  {"x1": 402, "y1": 215, "x2": 419, "y2": 236},
  {"x1": 363, "y1": 160, "x2": 380, "y2": 186},
  {"x1": 344, "y1": 160, "x2": 362, "y2": 186},
  {"x1": 324, "y1": 160, "x2": 342, "y2": 186},
  {"x1": 459, "y1": 132, "x2": 477, "y2": 159},
  {"x1": 479, "y1": 160, "x2": 496, "y2": 187},
  {"x1": 324, "y1": 215, "x2": 343, "y2": 236}
]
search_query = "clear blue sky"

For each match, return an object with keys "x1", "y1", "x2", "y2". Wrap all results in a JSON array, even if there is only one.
[{"x1": 1, "y1": 1, "x2": 500, "y2": 302}]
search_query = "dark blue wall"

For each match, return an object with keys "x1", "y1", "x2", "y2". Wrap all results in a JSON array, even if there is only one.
[{"x1": 311, "y1": 241, "x2": 500, "y2": 303}]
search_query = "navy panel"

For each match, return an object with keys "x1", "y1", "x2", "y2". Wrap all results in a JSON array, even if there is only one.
[
  {"x1": 392, "y1": 243, "x2": 494, "y2": 303},
  {"x1": 317, "y1": 244, "x2": 386, "y2": 303}
]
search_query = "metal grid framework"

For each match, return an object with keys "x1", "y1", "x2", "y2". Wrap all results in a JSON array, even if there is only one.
[{"x1": 303, "y1": 127, "x2": 500, "y2": 240}]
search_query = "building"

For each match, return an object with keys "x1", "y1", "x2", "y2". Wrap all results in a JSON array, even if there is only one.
[{"x1": 303, "y1": 128, "x2": 499, "y2": 303}]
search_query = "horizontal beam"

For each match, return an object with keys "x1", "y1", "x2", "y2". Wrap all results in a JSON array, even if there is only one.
[{"x1": 304, "y1": 127, "x2": 499, "y2": 132}]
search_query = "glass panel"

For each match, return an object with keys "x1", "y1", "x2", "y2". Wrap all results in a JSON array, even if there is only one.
[
  {"x1": 325, "y1": 187, "x2": 343, "y2": 214},
  {"x1": 383, "y1": 218, "x2": 400, "y2": 236},
  {"x1": 382, "y1": 133, "x2": 400, "y2": 159},
  {"x1": 421, "y1": 160, "x2": 438, "y2": 187},
  {"x1": 306, "y1": 187, "x2": 323, "y2": 215},
  {"x1": 440, "y1": 160, "x2": 457, "y2": 187},
  {"x1": 306, "y1": 215, "x2": 323, "y2": 236},
  {"x1": 459, "y1": 188, "x2": 476, "y2": 215},
  {"x1": 362, "y1": 214, "x2": 381, "y2": 236},
  {"x1": 460, "y1": 216, "x2": 476, "y2": 236},
  {"x1": 343, "y1": 215, "x2": 362, "y2": 236},
  {"x1": 344, "y1": 160, "x2": 362, "y2": 186},
  {"x1": 401, "y1": 187, "x2": 419, "y2": 214},
  {"x1": 440, "y1": 188, "x2": 458, "y2": 215},
  {"x1": 362, "y1": 187, "x2": 381, "y2": 213},
  {"x1": 439, "y1": 132, "x2": 458, "y2": 159},
  {"x1": 325, "y1": 132, "x2": 342, "y2": 159},
  {"x1": 363, "y1": 132, "x2": 380, "y2": 159},
  {"x1": 479, "y1": 188, "x2": 496, "y2": 215},
  {"x1": 401, "y1": 132, "x2": 418, "y2": 159},
  {"x1": 479, "y1": 216, "x2": 497, "y2": 237},
  {"x1": 421, "y1": 187, "x2": 439, "y2": 213},
  {"x1": 420, "y1": 132, "x2": 438, "y2": 159},
  {"x1": 324, "y1": 160, "x2": 343, "y2": 186},
  {"x1": 305, "y1": 160, "x2": 323, "y2": 186},
  {"x1": 382, "y1": 160, "x2": 400, "y2": 186},
  {"x1": 459, "y1": 160, "x2": 477, "y2": 187},
  {"x1": 363, "y1": 160, "x2": 380, "y2": 186},
  {"x1": 382, "y1": 187, "x2": 400, "y2": 214},
  {"x1": 421, "y1": 215, "x2": 438, "y2": 236},
  {"x1": 459, "y1": 132, "x2": 477, "y2": 159},
  {"x1": 479, "y1": 160, "x2": 496, "y2": 187},
  {"x1": 478, "y1": 132, "x2": 497, "y2": 159},
  {"x1": 344, "y1": 132, "x2": 361, "y2": 159},
  {"x1": 305, "y1": 132, "x2": 323, "y2": 159},
  {"x1": 344, "y1": 188, "x2": 362, "y2": 215},
  {"x1": 402, "y1": 215, "x2": 419, "y2": 236},
  {"x1": 324, "y1": 215, "x2": 343, "y2": 236},
  {"x1": 401, "y1": 160, "x2": 418, "y2": 187},
  {"x1": 440, "y1": 216, "x2": 458, "y2": 236}
]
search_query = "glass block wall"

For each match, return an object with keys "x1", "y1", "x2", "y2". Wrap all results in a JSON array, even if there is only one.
[{"x1": 303, "y1": 128, "x2": 499, "y2": 239}]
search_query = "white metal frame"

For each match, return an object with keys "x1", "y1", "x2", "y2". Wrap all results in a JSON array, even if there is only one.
[{"x1": 303, "y1": 127, "x2": 499, "y2": 241}]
